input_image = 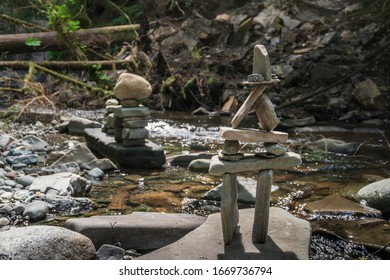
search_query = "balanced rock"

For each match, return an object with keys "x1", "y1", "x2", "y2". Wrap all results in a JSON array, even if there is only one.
[{"x1": 114, "y1": 73, "x2": 152, "y2": 100}]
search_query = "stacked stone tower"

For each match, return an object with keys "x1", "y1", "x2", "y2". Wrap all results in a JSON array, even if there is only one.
[
  {"x1": 85, "y1": 73, "x2": 165, "y2": 169},
  {"x1": 208, "y1": 45, "x2": 302, "y2": 244}
]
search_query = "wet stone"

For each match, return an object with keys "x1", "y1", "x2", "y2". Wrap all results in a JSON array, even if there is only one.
[
  {"x1": 23, "y1": 201, "x2": 48, "y2": 221},
  {"x1": 16, "y1": 175, "x2": 35, "y2": 187},
  {"x1": 113, "y1": 106, "x2": 151, "y2": 118},
  {"x1": 106, "y1": 98, "x2": 119, "y2": 106},
  {"x1": 121, "y1": 128, "x2": 149, "y2": 140},
  {"x1": 223, "y1": 140, "x2": 241, "y2": 155}
]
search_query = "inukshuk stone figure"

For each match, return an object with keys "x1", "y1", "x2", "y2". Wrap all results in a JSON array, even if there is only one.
[{"x1": 208, "y1": 45, "x2": 302, "y2": 244}]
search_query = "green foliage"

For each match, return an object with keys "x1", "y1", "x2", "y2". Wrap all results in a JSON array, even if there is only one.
[
  {"x1": 25, "y1": 37, "x2": 42, "y2": 47},
  {"x1": 92, "y1": 64, "x2": 114, "y2": 90}
]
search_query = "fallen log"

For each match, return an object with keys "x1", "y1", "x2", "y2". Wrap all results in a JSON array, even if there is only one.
[
  {"x1": 0, "y1": 24, "x2": 140, "y2": 54},
  {"x1": 0, "y1": 60, "x2": 134, "y2": 70}
]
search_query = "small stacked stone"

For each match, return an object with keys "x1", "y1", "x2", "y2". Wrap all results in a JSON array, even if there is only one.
[
  {"x1": 104, "y1": 73, "x2": 153, "y2": 147},
  {"x1": 209, "y1": 45, "x2": 302, "y2": 246},
  {"x1": 102, "y1": 98, "x2": 120, "y2": 135}
]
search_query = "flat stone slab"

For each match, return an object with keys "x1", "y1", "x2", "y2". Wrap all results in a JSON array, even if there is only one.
[
  {"x1": 64, "y1": 212, "x2": 206, "y2": 251},
  {"x1": 84, "y1": 128, "x2": 165, "y2": 169},
  {"x1": 305, "y1": 195, "x2": 382, "y2": 218},
  {"x1": 113, "y1": 106, "x2": 151, "y2": 118},
  {"x1": 138, "y1": 207, "x2": 311, "y2": 260},
  {"x1": 208, "y1": 152, "x2": 301, "y2": 175},
  {"x1": 220, "y1": 127, "x2": 288, "y2": 143}
]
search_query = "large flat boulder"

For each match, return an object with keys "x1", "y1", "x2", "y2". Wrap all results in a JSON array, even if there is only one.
[
  {"x1": 84, "y1": 128, "x2": 166, "y2": 169},
  {"x1": 64, "y1": 212, "x2": 206, "y2": 251},
  {"x1": 138, "y1": 207, "x2": 311, "y2": 260}
]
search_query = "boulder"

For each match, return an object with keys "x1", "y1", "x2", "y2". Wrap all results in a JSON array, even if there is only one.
[
  {"x1": 7, "y1": 135, "x2": 51, "y2": 153},
  {"x1": 356, "y1": 178, "x2": 390, "y2": 213},
  {"x1": 67, "y1": 116, "x2": 102, "y2": 135},
  {"x1": 0, "y1": 226, "x2": 95, "y2": 260},
  {"x1": 51, "y1": 143, "x2": 97, "y2": 166},
  {"x1": 28, "y1": 172, "x2": 90, "y2": 196},
  {"x1": 64, "y1": 212, "x2": 206, "y2": 251},
  {"x1": 188, "y1": 159, "x2": 211, "y2": 171},
  {"x1": 114, "y1": 73, "x2": 152, "y2": 100}
]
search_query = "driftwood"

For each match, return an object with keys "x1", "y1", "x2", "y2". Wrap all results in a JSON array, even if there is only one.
[
  {"x1": 0, "y1": 60, "x2": 134, "y2": 70},
  {"x1": 0, "y1": 24, "x2": 140, "y2": 54}
]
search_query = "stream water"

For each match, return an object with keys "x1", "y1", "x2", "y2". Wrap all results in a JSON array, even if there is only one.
[{"x1": 35, "y1": 110, "x2": 390, "y2": 259}]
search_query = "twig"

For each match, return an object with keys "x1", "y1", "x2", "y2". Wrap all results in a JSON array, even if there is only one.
[
  {"x1": 110, "y1": 222, "x2": 117, "y2": 245},
  {"x1": 0, "y1": 13, "x2": 49, "y2": 32},
  {"x1": 31, "y1": 63, "x2": 111, "y2": 95},
  {"x1": 377, "y1": 128, "x2": 390, "y2": 148}
]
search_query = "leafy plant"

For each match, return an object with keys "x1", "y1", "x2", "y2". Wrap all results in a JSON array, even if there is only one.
[{"x1": 25, "y1": 37, "x2": 42, "y2": 47}]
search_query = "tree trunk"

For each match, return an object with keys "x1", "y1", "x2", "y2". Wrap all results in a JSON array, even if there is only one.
[{"x1": 0, "y1": 24, "x2": 140, "y2": 54}]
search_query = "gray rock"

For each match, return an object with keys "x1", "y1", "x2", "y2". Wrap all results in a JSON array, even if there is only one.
[
  {"x1": 356, "y1": 178, "x2": 390, "y2": 213},
  {"x1": 0, "y1": 161, "x2": 5, "y2": 169},
  {"x1": 188, "y1": 159, "x2": 211, "y2": 172},
  {"x1": 0, "y1": 204, "x2": 13, "y2": 214},
  {"x1": 138, "y1": 207, "x2": 311, "y2": 260},
  {"x1": 6, "y1": 154, "x2": 38, "y2": 166},
  {"x1": 23, "y1": 201, "x2": 48, "y2": 221},
  {"x1": 96, "y1": 244, "x2": 125, "y2": 260},
  {"x1": 16, "y1": 175, "x2": 35, "y2": 186},
  {"x1": 0, "y1": 217, "x2": 9, "y2": 227},
  {"x1": 8, "y1": 135, "x2": 51, "y2": 153},
  {"x1": 28, "y1": 172, "x2": 82, "y2": 195},
  {"x1": 45, "y1": 194, "x2": 95, "y2": 216},
  {"x1": 51, "y1": 143, "x2": 97, "y2": 166},
  {"x1": 64, "y1": 212, "x2": 206, "y2": 251},
  {"x1": 0, "y1": 134, "x2": 12, "y2": 150},
  {"x1": 203, "y1": 176, "x2": 278, "y2": 204},
  {"x1": 315, "y1": 138, "x2": 358, "y2": 154},
  {"x1": 42, "y1": 162, "x2": 80, "y2": 174},
  {"x1": 13, "y1": 190, "x2": 30, "y2": 201},
  {"x1": 167, "y1": 152, "x2": 214, "y2": 167},
  {"x1": 0, "y1": 185, "x2": 13, "y2": 192},
  {"x1": 12, "y1": 204, "x2": 26, "y2": 215},
  {"x1": 70, "y1": 177, "x2": 91, "y2": 197},
  {"x1": 88, "y1": 168, "x2": 104, "y2": 180},
  {"x1": 264, "y1": 143, "x2": 287, "y2": 156},
  {"x1": 0, "y1": 226, "x2": 96, "y2": 260},
  {"x1": 68, "y1": 116, "x2": 102, "y2": 135},
  {"x1": 80, "y1": 158, "x2": 118, "y2": 172}
]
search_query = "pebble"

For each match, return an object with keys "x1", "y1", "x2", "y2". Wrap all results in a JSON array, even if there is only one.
[
  {"x1": 17, "y1": 175, "x2": 35, "y2": 187},
  {"x1": 4, "y1": 180, "x2": 16, "y2": 187},
  {"x1": 88, "y1": 168, "x2": 105, "y2": 180},
  {"x1": 23, "y1": 200, "x2": 48, "y2": 221}
]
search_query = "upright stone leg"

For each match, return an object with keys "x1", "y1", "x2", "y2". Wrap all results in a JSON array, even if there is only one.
[
  {"x1": 221, "y1": 173, "x2": 239, "y2": 244},
  {"x1": 252, "y1": 169, "x2": 273, "y2": 243}
]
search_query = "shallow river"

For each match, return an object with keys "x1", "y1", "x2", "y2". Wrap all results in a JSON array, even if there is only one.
[{"x1": 51, "y1": 110, "x2": 390, "y2": 259}]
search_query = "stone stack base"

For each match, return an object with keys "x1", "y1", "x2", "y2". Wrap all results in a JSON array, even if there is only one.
[{"x1": 84, "y1": 128, "x2": 166, "y2": 169}]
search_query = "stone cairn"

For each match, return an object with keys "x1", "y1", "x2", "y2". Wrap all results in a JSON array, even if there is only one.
[
  {"x1": 102, "y1": 73, "x2": 152, "y2": 147},
  {"x1": 208, "y1": 45, "x2": 302, "y2": 245}
]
